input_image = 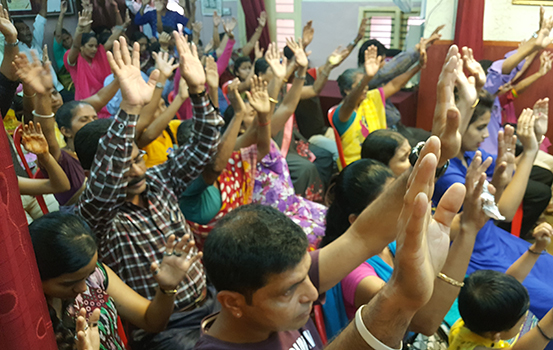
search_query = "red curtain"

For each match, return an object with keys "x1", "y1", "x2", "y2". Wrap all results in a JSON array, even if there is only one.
[
  {"x1": 0, "y1": 124, "x2": 56, "y2": 349},
  {"x1": 454, "y1": 0, "x2": 485, "y2": 60},
  {"x1": 240, "y1": 0, "x2": 271, "y2": 51}
]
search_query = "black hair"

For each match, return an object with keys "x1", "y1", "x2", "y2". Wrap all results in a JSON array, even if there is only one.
[
  {"x1": 29, "y1": 212, "x2": 97, "y2": 281},
  {"x1": 469, "y1": 90, "x2": 495, "y2": 125},
  {"x1": 29, "y1": 212, "x2": 97, "y2": 350},
  {"x1": 55, "y1": 100, "x2": 94, "y2": 136},
  {"x1": 361, "y1": 129, "x2": 407, "y2": 166},
  {"x1": 283, "y1": 45, "x2": 294, "y2": 60},
  {"x1": 81, "y1": 32, "x2": 97, "y2": 46},
  {"x1": 177, "y1": 119, "x2": 194, "y2": 146},
  {"x1": 74, "y1": 119, "x2": 113, "y2": 170},
  {"x1": 61, "y1": 28, "x2": 71, "y2": 36},
  {"x1": 203, "y1": 204, "x2": 309, "y2": 303},
  {"x1": 132, "y1": 31, "x2": 148, "y2": 43},
  {"x1": 479, "y1": 60, "x2": 493, "y2": 75},
  {"x1": 233, "y1": 56, "x2": 252, "y2": 76},
  {"x1": 358, "y1": 39, "x2": 387, "y2": 66},
  {"x1": 337, "y1": 68, "x2": 364, "y2": 97},
  {"x1": 163, "y1": 25, "x2": 174, "y2": 35},
  {"x1": 13, "y1": 19, "x2": 25, "y2": 26},
  {"x1": 97, "y1": 32, "x2": 111, "y2": 46},
  {"x1": 254, "y1": 58, "x2": 270, "y2": 76},
  {"x1": 92, "y1": 25, "x2": 110, "y2": 35},
  {"x1": 321, "y1": 159, "x2": 394, "y2": 247},
  {"x1": 459, "y1": 270, "x2": 530, "y2": 334}
]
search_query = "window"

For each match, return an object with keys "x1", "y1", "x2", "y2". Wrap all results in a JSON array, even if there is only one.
[
  {"x1": 360, "y1": 7, "x2": 422, "y2": 50},
  {"x1": 265, "y1": 0, "x2": 302, "y2": 50}
]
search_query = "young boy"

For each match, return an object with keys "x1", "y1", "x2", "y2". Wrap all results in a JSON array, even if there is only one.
[{"x1": 449, "y1": 222, "x2": 553, "y2": 350}]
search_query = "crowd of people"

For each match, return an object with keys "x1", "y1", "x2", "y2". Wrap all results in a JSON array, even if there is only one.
[{"x1": 4, "y1": 0, "x2": 553, "y2": 349}]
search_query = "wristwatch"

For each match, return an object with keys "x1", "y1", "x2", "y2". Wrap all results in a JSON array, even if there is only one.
[
  {"x1": 409, "y1": 141, "x2": 450, "y2": 179},
  {"x1": 5, "y1": 39, "x2": 19, "y2": 47}
]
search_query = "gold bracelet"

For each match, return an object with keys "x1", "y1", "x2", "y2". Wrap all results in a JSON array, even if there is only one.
[
  {"x1": 268, "y1": 97, "x2": 278, "y2": 104},
  {"x1": 159, "y1": 286, "x2": 178, "y2": 295},
  {"x1": 24, "y1": 92, "x2": 36, "y2": 98},
  {"x1": 471, "y1": 98, "x2": 480, "y2": 109},
  {"x1": 437, "y1": 272, "x2": 464, "y2": 287},
  {"x1": 282, "y1": 78, "x2": 288, "y2": 83}
]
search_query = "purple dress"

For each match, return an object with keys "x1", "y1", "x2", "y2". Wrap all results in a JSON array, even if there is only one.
[{"x1": 253, "y1": 141, "x2": 327, "y2": 248}]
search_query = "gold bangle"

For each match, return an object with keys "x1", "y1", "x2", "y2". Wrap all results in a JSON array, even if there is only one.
[
  {"x1": 282, "y1": 78, "x2": 288, "y2": 83},
  {"x1": 24, "y1": 92, "x2": 36, "y2": 98},
  {"x1": 437, "y1": 272, "x2": 464, "y2": 287},
  {"x1": 268, "y1": 97, "x2": 278, "y2": 104},
  {"x1": 471, "y1": 98, "x2": 480, "y2": 109},
  {"x1": 159, "y1": 286, "x2": 178, "y2": 295}
]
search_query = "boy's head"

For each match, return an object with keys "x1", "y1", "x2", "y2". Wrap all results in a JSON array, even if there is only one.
[
  {"x1": 203, "y1": 204, "x2": 318, "y2": 332},
  {"x1": 459, "y1": 270, "x2": 530, "y2": 340}
]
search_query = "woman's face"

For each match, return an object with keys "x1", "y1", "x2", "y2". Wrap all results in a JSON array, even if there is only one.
[
  {"x1": 241, "y1": 102, "x2": 256, "y2": 132},
  {"x1": 51, "y1": 88, "x2": 63, "y2": 113},
  {"x1": 236, "y1": 61, "x2": 252, "y2": 81},
  {"x1": 62, "y1": 104, "x2": 98, "y2": 140},
  {"x1": 61, "y1": 33, "x2": 73, "y2": 50},
  {"x1": 137, "y1": 37, "x2": 149, "y2": 53},
  {"x1": 461, "y1": 111, "x2": 491, "y2": 152},
  {"x1": 388, "y1": 139, "x2": 411, "y2": 176},
  {"x1": 42, "y1": 252, "x2": 98, "y2": 300},
  {"x1": 81, "y1": 37, "x2": 98, "y2": 60},
  {"x1": 260, "y1": 66, "x2": 274, "y2": 84}
]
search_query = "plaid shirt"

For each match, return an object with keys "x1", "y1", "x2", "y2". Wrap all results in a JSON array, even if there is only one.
[
  {"x1": 368, "y1": 48, "x2": 420, "y2": 127},
  {"x1": 79, "y1": 94, "x2": 223, "y2": 309}
]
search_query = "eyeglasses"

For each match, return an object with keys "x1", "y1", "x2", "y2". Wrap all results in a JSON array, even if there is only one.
[{"x1": 132, "y1": 150, "x2": 147, "y2": 166}]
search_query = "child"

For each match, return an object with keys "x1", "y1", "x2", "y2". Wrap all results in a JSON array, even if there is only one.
[{"x1": 449, "y1": 222, "x2": 553, "y2": 349}]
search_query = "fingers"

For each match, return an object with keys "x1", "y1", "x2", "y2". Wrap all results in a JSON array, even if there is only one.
[
  {"x1": 434, "y1": 183, "x2": 466, "y2": 226},
  {"x1": 401, "y1": 192, "x2": 430, "y2": 254},
  {"x1": 147, "y1": 69, "x2": 160, "y2": 89},
  {"x1": 132, "y1": 42, "x2": 141, "y2": 68},
  {"x1": 165, "y1": 234, "x2": 177, "y2": 255},
  {"x1": 119, "y1": 37, "x2": 131, "y2": 66},
  {"x1": 406, "y1": 149, "x2": 438, "y2": 205}
]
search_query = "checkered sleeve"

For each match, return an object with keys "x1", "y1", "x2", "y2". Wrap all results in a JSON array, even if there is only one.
[
  {"x1": 78, "y1": 110, "x2": 138, "y2": 240},
  {"x1": 369, "y1": 48, "x2": 421, "y2": 89},
  {"x1": 155, "y1": 94, "x2": 224, "y2": 197}
]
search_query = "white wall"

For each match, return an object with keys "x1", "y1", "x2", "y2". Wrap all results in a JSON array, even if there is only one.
[{"x1": 423, "y1": 0, "x2": 544, "y2": 41}]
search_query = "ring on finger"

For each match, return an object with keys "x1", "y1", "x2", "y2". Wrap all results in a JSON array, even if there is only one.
[{"x1": 173, "y1": 251, "x2": 183, "y2": 257}]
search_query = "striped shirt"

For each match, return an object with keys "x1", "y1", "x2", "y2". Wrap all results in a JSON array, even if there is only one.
[{"x1": 79, "y1": 94, "x2": 223, "y2": 308}]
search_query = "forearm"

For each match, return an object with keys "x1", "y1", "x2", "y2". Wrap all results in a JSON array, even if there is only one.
[
  {"x1": 36, "y1": 152, "x2": 70, "y2": 193},
  {"x1": 212, "y1": 26, "x2": 220, "y2": 49},
  {"x1": 156, "y1": 11, "x2": 163, "y2": 34},
  {"x1": 1, "y1": 37, "x2": 19, "y2": 81},
  {"x1": 326, "y1": 284, "x2": 416, "y2": 350},
  {"x1": 55, "y1": 13, "x2": 65, "y2": 43},
  {"x1": 505, "y1": 245, "x2": 540, "y2": 283},
  {"x1": 83, "y1": 78, "x2": 120, "y2": 112},
  {"x1": 270, "y1": 66, "x2": 307, "y2": 136},
  {"x1": 502, "y1": 39, "x2": 539, "y2": 75},
  {"x1": 256, "y1": 112, "x2": 271, "y2": 159},
  {"x1": 512, "y1": 72, "x2": 543, "y2": 95},
  {"x1": 369, "y1": 49, "x2": 420, "y2": 88},
  {"x1": 512, "y1": 309, "x2": 553, "y2": 350},
  {"x1": 497, "y1": 150, "x2": 538, "y2": 221},
  {"x1": 339, "y1": 73, "x2": 373, "y2": 122},
  {"x1": 215, "y1": 35, "x2": 228, "y2": 58},
  {"x1": 39, "y1": 0, "x2": 47, "y2": 18},
  {"x1": 33, "y1": 94, "x2": 61, "y2": 160},
  {"x1": 105, "y1": 27, "x2": 126, "y2": 51},
  {"x1": 137, "y1": 94, "x2": 184, "y2": 148},
  {"x1": 136, "y1": 77, "x2": 168, "y2": 139},
  {"x1": 410, "y1": 224, "x2": 478, "y2": 335},
  {"x1": 217, "y1": 38, "x2": 235, "y2": 76},
  {"x1": 68, "y1": 30, "x2": 85, "y2": 65},
  {"x1": 307, "y1": 64, "x2": 331, "y2": 99},
  {"x1": 114, "y1": 7, "x2": 124, "y2": 26},
  {"x1": 242, "y1": 26, "x2": 263, "y2": 56},
  {"x1": 513, "y1": 50, "x2": 538, "y2": 82},
  {"x1": 142, "y1": 290, "x2": 175, "y2": 333},
  {"x1": 382, "y1": 65, "x2": 420, "y2": 99},
  {"x1": 22, "y1": 84, "x2": 36, "y2": 124}
]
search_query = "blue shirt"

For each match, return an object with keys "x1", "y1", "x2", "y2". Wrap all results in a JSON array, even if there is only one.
[{"x1": 134, "y1": 10, "x2": 191, "y2": 38}]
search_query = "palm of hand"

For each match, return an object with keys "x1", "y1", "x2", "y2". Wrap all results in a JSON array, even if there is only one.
[
  {"x1": 21, "y1": 65, "x2": 52, "y2": 95},
  {"x1": 0, "y1": 18, "x2": 16, "y2": 37},
  {"x1": 155, "y1": 255, "x2": 195, "y2": 289},
  {"x1": 155, "y1": 1, "x2": 164, "y2": 11},
  {"x1": 119, "y1": 66, "x2": 155, "y2": 106},
  {"x1": 535, "y1": 113, "x2": 548, "y2": 137},
  {"x1": 180, "y1": 54, "x2": 206, "y2": 87},
  {"x1": 364, "y1": 58, "x2": 380, "y2": 77},
  {"x1": 536, "y1": 28, "x2": 552, "y2": 48},
  {"x1": 249, "y1": 91, "x2": 270, "y2": 114},
  {"x1": 466, "y1": 60, "x2": 486, "y2": 87},
  {"x1": 22, "y1": 134, "x2": 48, "y2": 154},
  {"x1": 205, "y1": 67, "x2": 218, "y2": 88},
  {"x1": 295, "y1": 50, "x2": 308, "y2": 67},
  {"x1": 258, "y1": 14, "x2": 267, "y2": 27}
]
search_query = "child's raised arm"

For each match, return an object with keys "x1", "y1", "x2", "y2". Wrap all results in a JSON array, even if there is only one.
[{"x1": 506, "y1": 222, "x2": 552, "y2": 282}]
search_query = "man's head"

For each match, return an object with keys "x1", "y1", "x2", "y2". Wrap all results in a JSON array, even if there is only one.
[
  {"x1": 60, "y1": 28, "x2": 73, "y2": 50},
  {"x1": 204, "y1": 204, "x2": 318, "y2": 332},
  {"x1": 75, "y1": 119, "x2": 148, "y2": 198},
  {"x1": 358, "y1": 39, "x2": 387, "y2": 67},
  {"x1": 459, "y1": 270, "x2": 530, "y2": 340},
  {"x1": 14, "y1": 19, "x2": 32, "y2": 46},
  {"x1": 56, "y1": 101, "x2": 98, "y2": 143}
]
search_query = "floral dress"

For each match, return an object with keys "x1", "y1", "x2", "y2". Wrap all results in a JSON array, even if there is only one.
[
  {"x1": 65, "y1": 263, "x2": 125, "y2": 350},
  {"x1": 253, "y1": 141, "x2": 327, "y2": 248}
]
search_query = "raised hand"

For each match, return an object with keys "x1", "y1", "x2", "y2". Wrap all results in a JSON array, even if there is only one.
[
  {"x1": 0, "y1": 5, "x2": 17, "y2": 41},
  {"x1": 60, "y1": 0, "x2": 68, "y2": 14},
  {"x1": 532, "y1": 222, "x2": 553, "y2": 252},
  {"x1": 363, "y1": 45, "x2": 382, "y2": 77},
  {"x1": 517, "y1": 108, "x2": 539, "y2": 152},
  {"x1": 42, "y1": 44, "x2": 50, "y2": 63},
  {"x1": 418, "y1": 25, "x2": 445, "y2": 49},
  {"x1": 265, "y1": 42, "x2": 287, "y2": 79},
  {"x1": 463, "y1": 151, "x2": 495, "y2": 230},
  {"x1": 492, "y1": 125, "x2": 517, "y2": 190},
  {"x1": 455, "y1": 47, "x2": 478, "y2": 109},
  {"x1": 82, "y1": 0, "x2": 93, "y2": 13},
  {"x1": 254, "y1": 41, "x2": 264, "y2": 60},
  {"x1": 77, "y1": 8, "x2": 94, "y2": 31},
  {"x1": 154, "y1": 0, "x2": 165, "y2": 11},
  {"x1": 418, "y1": 38, "x2": 427, "y2": 69},
  {"x1": 357, "y1": 18, "x2": 370, "y2": 41},
  {"x1": 178, "y1": 78, "x2": 189, "y2": 100},
  {"x1": 222, "y1": 17, "x2": 237, "y2": 34},
  {"x1": 173, "y1": 31, "x2": 205, "y2": 93},
  {"x1": 534, "y1": 98, "x2": 549, "y2": 142},
  {"x1": 13, "y1": 51, "x2": 53, "y2": 95},
  {"x1": 227, "y1": 78, "x2": 245, "y2": 114},
  {"x1": 286, "y1": 37, "x2": 308, "y2": 68},
  {"x1": 327, "y1": 45, "x2": 350, "y2": 68},
  {"x1": 540, "y1": 5, "x2": 546, "y2": 31},
  {"x1": 158, "y1": 31, "x2": 171, "y2": 51},
  {"x1": 141, "y1": 0, "x2": 150, "y2": 6},
  {"x1": 106, "y1": 37, "x2": 160, "y2": 112},
  {"x1": 212, "y1": 10, "x2": 221, "y2": 27},
  {"x1": 152, "y1": 51, "x2": 178, "y2": 79},
  {"x1": 76, "y1": 308, "x2": 100, "y2": 350},
  {"x1": 258, "y1": 10, "x2": 267, "y2": 28},
  {"x1": 205, "y1": 55, "x2": 218, "y2": 90},
  {"x1": 246, "y1": 76, "x2": 270, "y2": 114},
  {"x1": 192, "y1": 21, "x2": 203, "y2": 34},
  {"x1": 20, "y1": 122, "x2": 49, "y2": 155},
  {"x1": 539, "y1": 50, "x2": 553, "y2": 76},
  {"x1": 393, "y1": 136, "x2": 466, "y2": 310},
  {"x1": 123, "y1": 9, "x2": 131, "y2": 28},
  {"x1": 432, "y1": 45, "x2": 462, "y2": 166},
  {"x1": 151, "y1": 234, "x2": 203, "y2": 291},
  {"x1": 462, "y1": 46, "x2": 486, "y2": 91},
  {"x1": 535, "y1": 16, "x2": 553, "y2": 49},
  {"x1": 301, "y1": 20, "x2": 314, "y2": 48}
]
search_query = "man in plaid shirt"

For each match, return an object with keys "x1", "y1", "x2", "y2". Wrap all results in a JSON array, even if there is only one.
[{"x1": 75, "y1": 33, "x2": 223, "y2": 350}]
